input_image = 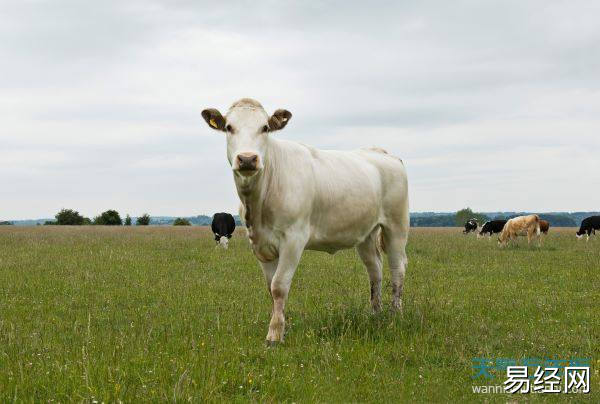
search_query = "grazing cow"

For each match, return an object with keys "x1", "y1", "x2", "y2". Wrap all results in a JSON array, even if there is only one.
[
  {"x1": 576, "y1": 216, "x2": 600, "y2": 241},
  {"x1": 211, "y1": 212, "x2": 236, "y2": 249},
  {"x1": 478, "y1": 220, "x2": 507, "y2": 239},
  {"x1": 202, "y1": 98, "x2": 409, "y2": 345},
  {"x1": 498, "y1": 214, "x2": 541, "y2": 247},
  {"x1": 539, "y1": 219, "x2": 550, "y2": 235},
  {"x1": 463, "y1": 218, "x2": 478, "y2": 234}
]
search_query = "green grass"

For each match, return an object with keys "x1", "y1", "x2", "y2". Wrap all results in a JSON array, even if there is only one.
[{"x1": 0, "y1": 226, "x2": 598, "y2": 402}]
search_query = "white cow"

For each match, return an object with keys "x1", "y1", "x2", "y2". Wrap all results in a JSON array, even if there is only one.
[{"x1": 202, "y1": 98, "x2": 409, "y2": 345}]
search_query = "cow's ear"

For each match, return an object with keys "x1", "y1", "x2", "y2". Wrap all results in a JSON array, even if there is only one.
[
  {"x1": 268, "y1": 109, "x2": 292, "y2": 131},
  {"x1": 201, "y1": 108, "x2": 226, "y2": 132}
]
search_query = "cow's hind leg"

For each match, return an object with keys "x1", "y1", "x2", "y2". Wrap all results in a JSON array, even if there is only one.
[
  {"x1": 382, "y1": 225, "x2": 409, "y2": 312},
  {"x1": 260, "y1": 259, "x2": 278, "y2": 297},
  {"x1": 356, "y1": 229, "x2": 383, "y2": 313}
]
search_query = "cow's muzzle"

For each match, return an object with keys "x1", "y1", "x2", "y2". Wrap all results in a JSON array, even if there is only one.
[{"x1": 235, "y1": 152, "x2": 260, "y2": 175}]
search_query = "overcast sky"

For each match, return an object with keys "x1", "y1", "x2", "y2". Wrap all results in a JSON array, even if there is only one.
[{"x1": 2, "y1": 1, "x2": 599, "y2": 220}]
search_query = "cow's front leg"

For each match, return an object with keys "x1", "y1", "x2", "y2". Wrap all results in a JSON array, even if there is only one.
[{"x1": 266, "y1": 236, "x2": 306, "y2": 345}]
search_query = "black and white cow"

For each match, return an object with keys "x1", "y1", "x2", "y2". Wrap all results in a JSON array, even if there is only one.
[
  {"x1": 576, "y1": 216, "x2": 600, "y2": 241},
  {"x1": 478, "y1": 220, "x2": 507, "y2": 239},
  {"x1": 211, "y1": 212, "x2": 236, "y2": 249},
  {"x1": 463, "y1": 218, "x2": 478, "y2": 234}
]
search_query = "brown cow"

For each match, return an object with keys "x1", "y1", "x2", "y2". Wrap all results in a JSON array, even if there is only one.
[
  {"x1": 539, "y1": 220, "x2": 550, "y2": 234},
  {"x1": 498, "y1": 214, "x2": 541, "y2": 247}
]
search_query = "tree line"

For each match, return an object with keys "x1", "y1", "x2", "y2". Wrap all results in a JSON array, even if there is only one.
[
  {"x1": 411, "y1": 208, "x2": 579, "y2": 227},
  {"x1": 43, "y1": 209, "x2": 190, "y2": 226},
  {"x1": 3, "y1": 208, "x2": 588, "y2": 227}
]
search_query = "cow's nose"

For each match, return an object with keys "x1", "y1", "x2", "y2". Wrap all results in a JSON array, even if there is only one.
[{"x1": 236, "y1": 153, "x2": 259, "y2": 171}]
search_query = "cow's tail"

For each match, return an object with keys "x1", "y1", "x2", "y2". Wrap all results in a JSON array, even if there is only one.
[{"x1": 533, "y1": 214, "x2": 541, "y2": 236}]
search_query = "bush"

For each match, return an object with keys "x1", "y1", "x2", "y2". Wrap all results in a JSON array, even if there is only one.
[
  {"x1": 93, "y1": 210, "x2": 122, "y2": 226},
  {"x1": 43, "y1": 221, "x2": 57, "y2": 225},
  {"x1": 0, "y1": 221, "x2": 13, "y2": 225},
  {"x1": 55, "y1": 209, "x2": 87, "y2": 225},
  {"x1": 455, "y1": 208, "x2": 489, "y2": 227},
  {"x1": 124, "y1": 215, "x2": 132, "y2": 226},
  {"x1": 136, "y1": 214, "x2": 151, "y2": 226},
  {"x1": 173, "y1": 218, "x2": 191, "y2": 226}
]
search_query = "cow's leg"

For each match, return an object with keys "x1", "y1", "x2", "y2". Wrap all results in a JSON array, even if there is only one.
[
  {"x1": 383, "y1": 226, "x2": 409, "y2": 312},
  {"x1": 260, "y1": 259, "x2": 278, "y2": 296},
  {"x1": 260, "y1": 259, "x2": 278, "y2": 326},
  {"x1": 356, "y1": 230, "x2": 383, "y2": 313},
  {"x1": 266, "y1": 236, "x2": 306, "y2": 345}
]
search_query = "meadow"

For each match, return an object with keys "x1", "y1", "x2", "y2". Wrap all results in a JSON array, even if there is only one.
[{"x1": 0, "y1": 226, "x2": 598, "y2": 402}]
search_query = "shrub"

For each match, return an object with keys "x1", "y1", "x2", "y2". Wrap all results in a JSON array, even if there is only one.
[
  {"x1": 93, "y1": 210, "x2": 123, "y2": 226},
  {"x1": 173, "y1": 218, "x2": 191, "y2": 226},
  {"x1": 55, "y1": 209, "x2": 86, "y2": 225},
  {"x1": 455, "y1": 208, "x2": 489, "y2": 227},
  {"x1": 136, "y1": 214, "x2": 151, "y2": 226}
]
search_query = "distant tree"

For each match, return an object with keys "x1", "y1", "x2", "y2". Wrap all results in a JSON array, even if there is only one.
[
  {"x1": 136, "y1": 214, "x2": 151, "y2": 226},
  {"x1": 83, "y1": 217, "x2": 92, "y2": 225},
  {"x1": 55, "y1": 208, "x2": 85, "y2": 225},
  {"x1": 93, "y1": 210, "x2": 122, "y2": 225},
  {"x1": 538, "y1": 214, "x2": 576, "y2": 227},
  {"x1": 173, "y1": 218, "x2": 191, "y2": 226},
  {"x1": 410, "y1": 214, "x2": 455, "y2": 227},
  {"x1": 0, "y1": 221, "x2": 13, "y2": 225},
  {"x1": 43, "y1": 220, "x2": 57, "y2": 225},
  {"x1": 124, "y1": 215, "x2": 132, "y2": 226},
  {"x1": 455, "y1": 208, "x2": 489, "y2": 227}
]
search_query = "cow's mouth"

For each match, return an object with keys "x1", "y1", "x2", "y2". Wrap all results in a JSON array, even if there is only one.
[{"x1": 235, "y1": 167, "x2": 260, "y2": 177}]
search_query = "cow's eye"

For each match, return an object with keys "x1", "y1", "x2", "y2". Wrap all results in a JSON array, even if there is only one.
[
  {"x1": 261, "y1": 125, "x2": 269, "y2": 133},
  {"x1": 226, "y1": 124, "x2": 233, "y2": 133}
]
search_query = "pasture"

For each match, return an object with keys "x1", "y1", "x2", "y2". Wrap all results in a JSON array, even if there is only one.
[{"x1": 1, "y1": 226, "x2": 598, "y2": 402}]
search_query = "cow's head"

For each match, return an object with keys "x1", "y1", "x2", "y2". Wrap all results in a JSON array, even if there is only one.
[
  {"x1": 219, "y1": 236, "x2": 229, "y2": 249},
  {"x1": 202, "y1": 98, "x2": 291, "y2": 178}
]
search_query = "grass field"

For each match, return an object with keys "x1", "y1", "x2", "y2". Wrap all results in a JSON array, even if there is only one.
[{"x1": 1, "y1": 226, "x2": 598, "y2": 402}]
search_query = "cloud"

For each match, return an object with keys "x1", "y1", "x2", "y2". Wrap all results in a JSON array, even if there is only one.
[{"x1": 1, "y1": 1, "x2": 600, "y2": 219}]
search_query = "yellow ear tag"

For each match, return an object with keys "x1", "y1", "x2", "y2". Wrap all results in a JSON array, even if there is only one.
[{"x1": 209, "y1": 118, "x2": 217, "y2": 128}]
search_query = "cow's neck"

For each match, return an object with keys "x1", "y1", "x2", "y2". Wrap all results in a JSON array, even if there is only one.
[{"x1": 234, "y1": 138, "x2": 283, "y2": 235}]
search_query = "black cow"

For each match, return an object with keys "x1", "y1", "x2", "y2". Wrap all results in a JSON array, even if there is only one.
[
  {"x1": 478, "y1": 220, "x2": 507, "y2": 238},
  {"x1": 211, "y1": 212, "x2": 236, "y2": 249},
  {"x1": 576, "y1": 216, "x2": 600, "y2": 241},
  {"x1": 463, "y1": 218, "x2": 478, "y2": 234}
]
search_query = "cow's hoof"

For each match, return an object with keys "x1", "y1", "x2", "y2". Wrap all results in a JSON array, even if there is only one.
[
  {"x1": 265, "y1": 340, "x2": 280, "y2": 348},
  {"x1": 392, "y1": 306, "x2": 403, "y2": 314}
]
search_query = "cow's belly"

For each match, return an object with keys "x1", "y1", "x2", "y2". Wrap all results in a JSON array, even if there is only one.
[
  {"x1": 306, "y1": 238, "x2": 363, "y2": 254},
  {"x1": 305, "y1": 162, "x2": 382, "y2": 253},
  {"x1": 306, "y1": 206, "x2": 380, "y2": 253}
]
